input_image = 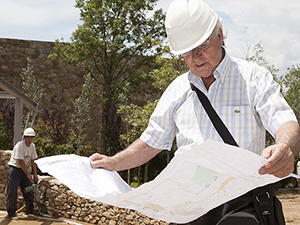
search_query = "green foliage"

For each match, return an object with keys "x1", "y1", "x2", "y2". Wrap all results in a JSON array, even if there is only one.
[
  {"x1": 48, "y1": 0, "x2": 167, "y2": 155},
  {"x1": 245, "y1": 43, "x2": 300, "y2": 187},
  {"x1": 20, "y1": 59, "x2": 45, "y2": 103},
  {"x1": 0, "y1": 60, "x2": 95, "y2": 156},
  {"x1": 118, "y1": 100, "x2": 159, "y2": 147},
  {"x1": 34, "y1": 118, "x2": 95, "y2": 158},
  {"x1": 279, "y1": 177, "x2": 298, "y2": 189},
  {"x1": 244, "y1": 42, "x2": 279, "y2": 81},
  {"x1": 280, "y1": 64, "x2": 300, "y2": 172},
  {"x1": 118, "y1": 47, "x2": 188, "y2": 148},
  {"x1": 39, "y1": 92, "x2": 70, "y2": 146},
  {"x1": 117, "y1": 47, "x2": 187, "y2": 184},
  {"x1": 244, "y1": 42, "x2": 280, "y2": 146},
  {"x1": 34, "y1": 87, "x2": 95, "y2": 158},
  {"x1": 148, "y1": 46, "x2": 189, "y2": 91},
  {"x1": 0, "y1": 100, "x2": 15, "y2": 149},
  {"x1": 0, "y1": 60, "x2": 45, "y2": 150},
  {"x1": 20, "y1": 59, "x2": 45, "y2": 132},
  {"x1": 71, "y1": 73, "x2": 93, "y2": 154},
  {"x1": 281, "y1": 64, "x2": 300, "y2": 121}
]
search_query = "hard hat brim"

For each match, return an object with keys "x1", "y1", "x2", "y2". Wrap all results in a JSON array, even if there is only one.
[{"x1": 165, "y1": 0, "x2": 218, "y2": 55}]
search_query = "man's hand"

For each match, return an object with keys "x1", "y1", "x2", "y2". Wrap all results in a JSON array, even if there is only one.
[
  {"x1": 259, "y1": 142, "x2": 294, "y2": 178},
  {"x1": 33, "y1": 174, "x2": 38, "y2": 183},
  {"x1": 89, "y1": 153, "x2": 116, "y2": 171},
  {"x1": 89, "y1": 139, "x2": 162, "y2": 172},
  {"x1": 27, "y1": 174, "x2": 33, "y2": 183}
]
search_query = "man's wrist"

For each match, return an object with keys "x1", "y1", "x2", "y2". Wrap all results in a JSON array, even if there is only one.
[{"x1": 276, "y1": 142, "x2": 294, "y2": 159}]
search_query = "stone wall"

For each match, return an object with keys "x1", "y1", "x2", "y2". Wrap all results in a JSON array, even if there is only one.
[
  {"x1": 0, "y1": 38, "x2": 103, "y2": 144},
  {"x1": 0, "y1": 38, "x2": 86, "y2": 108},
  {"x1": 0, "y1": 150, "x2": 10, "y2": 208},
  {"x1": 0, "y1": 38, "x2": 157, "y2": 146},
  {"x1": 0, "y1": 150, "x2": 169, "y2": 225}
]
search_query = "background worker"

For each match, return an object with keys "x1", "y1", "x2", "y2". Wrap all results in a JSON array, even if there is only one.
[
  {"x1": 90, "y1": 0, "x2": 300, "y2": 224},
  {"x1": 6, "y1": 127, "x2": 38, "y2": 219}
]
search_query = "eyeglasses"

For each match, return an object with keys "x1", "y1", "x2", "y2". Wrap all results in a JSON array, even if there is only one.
[{"x1": 181, "y1": 35, "x2": 212, "y2": 57}]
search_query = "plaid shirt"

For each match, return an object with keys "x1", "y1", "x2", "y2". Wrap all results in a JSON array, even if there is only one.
[{"x1": 140, "y1": 50, "x2": 297, "y2": 155}]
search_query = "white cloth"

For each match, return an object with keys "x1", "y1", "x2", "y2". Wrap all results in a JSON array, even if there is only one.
[
  {"x1": 8, "y1": 140, "x2": 38, "y2": 173},
  {"x1": 140, "y1": 50, "x2": 297, "y2": 155}
]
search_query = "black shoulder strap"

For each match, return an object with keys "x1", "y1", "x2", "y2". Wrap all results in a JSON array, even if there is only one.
[
  {"x1": 191, "y1": 83, "x2": 282, "y2": 225},
  {"x1": 190, "y1": 83, "x2": 238, "y2": 147}
]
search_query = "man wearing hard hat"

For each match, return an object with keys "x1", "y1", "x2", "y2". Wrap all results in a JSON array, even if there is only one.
[
  {"x1": 89, "y1": 0, "x2": 300, "y2": 224},
  {"x1": 6, "y1": 128, "x2": 38, "y2": 219}
]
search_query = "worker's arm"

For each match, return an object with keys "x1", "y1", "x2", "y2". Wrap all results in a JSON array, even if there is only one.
[
  {"x1": 259, "y1": 120, "x2": 300, "y2": 178},
  {"x1": 31, "y1": 159, "x2": 38, "y2": 183},
  {"x1": 90, "y1": 138, "x2": 162, "y2": 171},
  {"x1": 18, "y1": 159, "x2": 33, "y2": 183}
]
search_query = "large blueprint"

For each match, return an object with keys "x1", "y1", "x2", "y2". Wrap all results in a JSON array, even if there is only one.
[{"x1": 35, "y1": 140, "x2": 298, "y2": 223}]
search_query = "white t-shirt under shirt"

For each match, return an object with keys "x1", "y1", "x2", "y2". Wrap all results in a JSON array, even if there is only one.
[{"x1": 8, "y1": 140, "x2": 38, "y2": 174}]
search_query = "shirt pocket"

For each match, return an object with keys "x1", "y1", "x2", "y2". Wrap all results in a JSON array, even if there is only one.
[{"x1": 219, "y1": 105, "x2": 260, "y2": 149}]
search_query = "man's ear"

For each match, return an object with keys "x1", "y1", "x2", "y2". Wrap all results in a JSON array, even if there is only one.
[{"x1": 218, "y1": 28, "x2": 224, "y2": 45}]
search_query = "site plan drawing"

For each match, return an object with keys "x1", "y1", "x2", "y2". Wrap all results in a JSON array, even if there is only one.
[{"x1": 35, "y1": 140, "x2": 299, "y2": 223}]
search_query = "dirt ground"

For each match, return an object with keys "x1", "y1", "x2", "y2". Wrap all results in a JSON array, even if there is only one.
[
  {"x1": 0, "y1": 189, "x2": 299, "y2": 225},
  {"x1": 0, "y1": 211, "x2": 91, "y2": 225},
  {"x1": 277, "y1": 188, "x2": 300, "y2": 225}
]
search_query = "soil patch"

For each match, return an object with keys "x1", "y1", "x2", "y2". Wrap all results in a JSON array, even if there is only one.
[{"x1": 277, "y1": 188, "x2": 300, "y2": 225}]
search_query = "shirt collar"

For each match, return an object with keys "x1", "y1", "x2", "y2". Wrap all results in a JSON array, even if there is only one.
[
  {"x1": 188, "y1": 48, "x2": 230, "y2": 89},
  {"x1": 214, "y1": 47, "x2": 230, "y2": 84}
]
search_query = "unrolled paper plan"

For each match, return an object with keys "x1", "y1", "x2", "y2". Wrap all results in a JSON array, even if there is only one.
[
  {"x1": 35, "y1": 154, "x2": 132, "y2": 198},
  {"x1": 35, "y1": 140, "x2": 299, "y2": 223}
]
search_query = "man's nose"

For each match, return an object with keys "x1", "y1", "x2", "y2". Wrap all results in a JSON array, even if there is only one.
[{"x1": 191, "y1": 49, "x2": 203, "y2": 60}]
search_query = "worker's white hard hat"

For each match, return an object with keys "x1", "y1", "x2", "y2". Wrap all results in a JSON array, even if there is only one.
[
  {"x1": 165, "y1": 0, "x2": 218, "y2": 55},
  {"x1": 23, "y1": 128, "x2": 35, "y2": 137}
]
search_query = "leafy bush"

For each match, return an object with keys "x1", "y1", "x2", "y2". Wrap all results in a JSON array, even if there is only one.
[
  {"x1": 0, "y1": 100, "x2": 14, "y2": 150},
  {"x1": 34, "y1": 117, "x2": 95, "y2": 158}
]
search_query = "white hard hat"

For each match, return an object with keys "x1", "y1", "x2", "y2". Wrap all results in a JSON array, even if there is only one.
[
  {"x1": 165, "y1": 0, "x2": 218, "y2": 55},
  {"x1": 23, "y1": 128, "x2": 35, "y2": 137}
]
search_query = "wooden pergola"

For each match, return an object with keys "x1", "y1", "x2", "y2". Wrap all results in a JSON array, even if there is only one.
[{"x1": 0, "y1": 76, "x2": 39, "y2": 146}]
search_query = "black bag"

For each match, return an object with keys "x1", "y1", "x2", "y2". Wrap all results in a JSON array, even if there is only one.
[{"x1": 252, "y1": 184, "x2": 285, "y2": 225}]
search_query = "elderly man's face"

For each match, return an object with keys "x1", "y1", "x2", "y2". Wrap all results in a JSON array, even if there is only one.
[{"x1": 182, "y1": 29, "x2": 224, "y2": 87}]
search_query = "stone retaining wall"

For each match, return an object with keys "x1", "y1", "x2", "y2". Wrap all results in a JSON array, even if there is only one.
[
  {"x1": 0, "y1": 150, "x2": 11, "y2": 209},
  {"x1": 0, "y1": 38, "x2": 156, "y2": 145},
  {"x1": 0, "y1": 38, "x2": 102, "y2": 144},
  {"x1": 0, "y1": 151, "x2": 169, "y2": 225}
]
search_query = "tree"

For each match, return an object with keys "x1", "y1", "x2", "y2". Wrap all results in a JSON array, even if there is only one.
[
  {"x1": 71, "y1": 73, "x2": 93, "y2": 154},
  {"x1": 118, "y1": 47, "x2": 188, "y2": 185},
  {"x1": 281, "y1": 64, "x2": 300, "y2": 122},
  {"x1": 279, "y1": 65, "x2": 300, "y2": 187},
  {"x1": 39, "y1": 89, "x2": 70, "y2": 146},
  {"x1": 245, "y1": 43, "x2": 299, "y2": 187},
  {"x1": 20, "y1": 59, "x2": 45, "y2": 129},
  {"x1": 0, "y1": 100, "x2": 14, "y2": 149},
  {"x1": 243, "y1": 42, "x2": 280, "y2": 146},
  {"x1": 281, "y1": 63, "x2": 300, "y2": 163},
  {"x1": 118, "y1": 47, "x2": 187, "y2": 146},
  {"x1": 49, "y1": 0, "x2": 166, "y2": 155},
  {"x1": 244, "y1": 42, "x2": 279, "y2": 81},
  {"x1": 0, "y1": 60, "x2": 44, "y2": 149},
  {"x1": 20, "y1": 59, "x2": 45, "y2": 103}
]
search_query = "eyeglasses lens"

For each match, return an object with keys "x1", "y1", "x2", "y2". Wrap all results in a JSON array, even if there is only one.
[{"x1": 181, "y1": 36, "x2": 211, "y2": 57}]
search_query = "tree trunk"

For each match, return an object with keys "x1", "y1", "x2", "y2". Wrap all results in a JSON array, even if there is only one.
[
  {"x1": 101, "y1": 90, "x2": 121, "y2": 156},
  {"x1": 144, "y1": 162, "x2": 149, "y2": 183},
  {"x1": 167, "y1": 151, "x2": 170, "y2": 164},
  {"x1": 138, "y1": 166, "x2": 141, "y2": 186},
  {"x1": 127, "y1": 169, "x2": 130, "y2": 185}
]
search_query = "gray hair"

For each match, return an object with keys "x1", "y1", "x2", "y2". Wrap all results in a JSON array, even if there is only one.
[{"x1": 211, "y1": 17, "x2": 227, "y2": 46}]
